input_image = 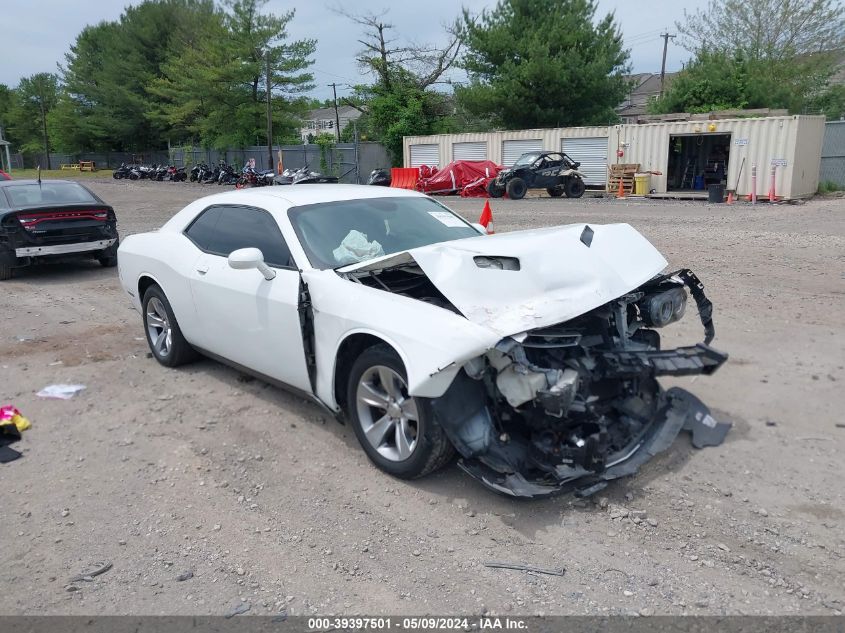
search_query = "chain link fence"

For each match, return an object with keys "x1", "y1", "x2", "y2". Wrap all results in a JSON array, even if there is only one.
[
  {"x1": 820, "y1": 120, "x2": 845, "y2": 187},
  {"x1": 13, "y1": 142, "x2": 389, "y2": 185}
]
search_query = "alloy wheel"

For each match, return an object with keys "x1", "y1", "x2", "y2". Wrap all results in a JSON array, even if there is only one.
[
  {"x1": 355, "y1": 365, "x2": 419, "y2": 462},
  {"x1": 145, "y1": 297, "x2": 172, "y2": 358}
]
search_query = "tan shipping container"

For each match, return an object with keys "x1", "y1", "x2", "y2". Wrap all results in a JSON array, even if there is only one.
[{"x1": 403, "y1": 115, "x2": 825, "y2": 199}]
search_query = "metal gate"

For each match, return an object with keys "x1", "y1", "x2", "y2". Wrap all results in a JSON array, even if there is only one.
[
  {"x1": 821, "y1": 121, "x2": 845, "y2": 186},
  {"x1": 562, "y1": 137, "x2": 608, "y2": 186},
  {"x1": 409, "y1": 144, "x2": 439, "y2": 167},
  {"x1": 452, "y1": 141, "x2": 487, "y2": 161},
  {"x1": 502, "y1": 139, "x2": 542, "y2": 166}
]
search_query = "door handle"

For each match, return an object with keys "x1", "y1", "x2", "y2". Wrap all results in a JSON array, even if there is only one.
[{"x1": 196, "y1": 264, "x2": 209, "y2": 275}]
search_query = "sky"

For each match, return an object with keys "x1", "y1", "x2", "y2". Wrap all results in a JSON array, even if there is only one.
[{"x1": 1, "y1": 0, "x2": 703, "y2": 101}]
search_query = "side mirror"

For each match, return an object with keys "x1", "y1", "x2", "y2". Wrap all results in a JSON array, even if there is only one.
[
  {"x1": 472, "y1": 222, "x2": 488, "y2": 235},
  {"x1": 228, "y1": 247, "x2": 276, "y2": 280}
]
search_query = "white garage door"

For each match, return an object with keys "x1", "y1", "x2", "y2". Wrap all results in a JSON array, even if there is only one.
[
  {"x1": 502, "y1": 139, "x2": 542, "y2": 166},
  {"x1": 562, "y1": 137, "x2": 608, "y2": 186},
  {"x1": 452, "y1": 141, "x2": 487, "y2": 161},
  {"x1": 409, "y1": 144, "x2": 439, "y2": 167}
]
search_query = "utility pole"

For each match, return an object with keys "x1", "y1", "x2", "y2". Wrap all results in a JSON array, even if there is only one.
[
  {"x1": 265, "y1": 49, "x2": 273, "y2": 170},
  {"x1": 659, "y1": 33, "x2": 676, "y2": 99},
  {"x1": 329, "y1": 83, "x2": 341, "y2": 141}
]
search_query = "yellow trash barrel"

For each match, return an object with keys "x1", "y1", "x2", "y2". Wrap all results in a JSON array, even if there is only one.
[{"x1": 634, "y1": 173, "x2": 650, "y2": 195}]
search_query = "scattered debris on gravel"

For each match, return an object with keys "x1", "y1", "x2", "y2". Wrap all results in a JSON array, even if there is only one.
[{"x1": 0, "y1": 180, "x2": 842, "y2": 616}]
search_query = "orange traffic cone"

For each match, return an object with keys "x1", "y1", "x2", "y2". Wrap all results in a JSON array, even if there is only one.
[
  {"x1": 616, "y1": 177, "x2": 625, "y2": 199},
  {"x1": 479, "y1": 200, "x2": 494, "y2": 234}
]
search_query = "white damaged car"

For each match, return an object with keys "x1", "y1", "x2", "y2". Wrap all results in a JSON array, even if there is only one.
[{"x1": 118, "y1": 185, "x2": 730, "y2": 497}]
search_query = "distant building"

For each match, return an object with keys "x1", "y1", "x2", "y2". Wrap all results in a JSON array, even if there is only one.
[
  {"x1": 616, "y1": 72, "x2": 678, "y2": 123},
  {"x1": 299, "y1": 105, "x2": 363, "y2": 142}
]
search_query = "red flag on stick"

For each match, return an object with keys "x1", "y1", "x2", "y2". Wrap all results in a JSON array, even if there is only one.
[{"x1": 479, "y1": 200, "x2": 494, "y2": 234}]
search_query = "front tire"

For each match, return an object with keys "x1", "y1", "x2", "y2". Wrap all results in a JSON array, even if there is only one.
[
  {"x1": 564, "y1": 177, "x2": 586, "y2": 198},
  {"x1": 487, "y1": 180, "x2": 505, "y2": 198},
  {"x1": 142, "y1": 285, "x2": 197, "y2": 367},
  {"x1": 347, "y1": 345, "x2": 454, "y2": 479},
  {"x1": 506, "y1": 177, "x2": 527, "y2": 200}
]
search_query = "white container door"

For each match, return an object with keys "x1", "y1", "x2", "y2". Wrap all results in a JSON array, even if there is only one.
[
  {"x1": 452, "y1": 141, "x2": 487, "y2": 161},
  {"x1": 502, "y1": 139, "x2": 542, "y2": 166},
  {"x1": 562, "y1": 137, "x2": 608, "y2": 186},
  {"x1": 409, "y1": 144, "x2": 439, "y2": 167}
]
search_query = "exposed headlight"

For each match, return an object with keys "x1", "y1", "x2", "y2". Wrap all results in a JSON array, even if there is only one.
[{"x1": 640, "y1": 287, "x2": 687, "y2": 327}]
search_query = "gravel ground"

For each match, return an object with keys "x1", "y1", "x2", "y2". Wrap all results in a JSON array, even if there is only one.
[{"x1": 1, "y1": 179, "x2": 843, "y2": 617}]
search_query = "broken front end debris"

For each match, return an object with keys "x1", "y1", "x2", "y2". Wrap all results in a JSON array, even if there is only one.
[{"x1": 431, "y1": 269, "x2": 731, "y2": 498}]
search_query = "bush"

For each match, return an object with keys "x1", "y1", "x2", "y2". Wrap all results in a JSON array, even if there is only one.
[{"x1": 818, "y1": 180, "x2": 844, "y2": 193}]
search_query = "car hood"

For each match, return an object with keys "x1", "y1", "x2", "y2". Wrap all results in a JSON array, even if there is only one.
[{"x1": 338, "y1": 223, "x2": 668, "y2": 336}]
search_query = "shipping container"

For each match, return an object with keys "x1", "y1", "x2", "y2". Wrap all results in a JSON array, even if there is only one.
[
  {"x1": 615, "y1": 115, "x2": 825, "y2": 199},
  {"x1": 403, "y1": 115, "x2": 825, "y2": 199},
  {"x1": 404, "y1": 126, "x2": 612, "y2": 172}
]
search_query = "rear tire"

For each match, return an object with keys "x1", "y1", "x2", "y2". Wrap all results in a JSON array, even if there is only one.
[
  {"x1": 0, "y1": 247, "x2": 15, "y2": 280},
  {"x1": 142, "y1": 285, "x2": 198, "y2": 367},
  {"x1": 97, "y1": 241, "x2": 119, "y2": 267},
  {"x1": 506, "y1": 177, "x2": 527, "y2": 200},
  {"x1": 346, "y1": 344, "x2": 454, "y2": 479},
  {"x1": 564, "y1": 177, "x2": 586, "y2": 198}
]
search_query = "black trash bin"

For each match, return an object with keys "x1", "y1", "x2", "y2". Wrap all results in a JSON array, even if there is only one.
[{"x1": 708, "y1": 183, "x2": 726, "y2": 203}]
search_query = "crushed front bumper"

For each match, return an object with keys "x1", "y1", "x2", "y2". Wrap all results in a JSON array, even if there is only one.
[{"x1": 457, "y1": 386, "x2": 731, "y2": 498}]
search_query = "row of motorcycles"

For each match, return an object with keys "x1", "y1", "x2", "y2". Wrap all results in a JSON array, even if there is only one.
[
  {"x1": 112, "y1": 161, "x2": 386, "y2": 187},
  {"x1": 112, "y1": 163, "x2": 187, "y2": 181}
]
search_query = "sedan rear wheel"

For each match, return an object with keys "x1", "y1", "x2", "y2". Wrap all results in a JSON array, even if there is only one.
[
  {"x1": 0, "y1": 246, "x2": 15, "y2": 280},
  {"x1": 347, "y1": 345, "x2": 454, "y2": 479},
  {"x1": 142, "y1": 285, "x2": 197, "y2": 367}
]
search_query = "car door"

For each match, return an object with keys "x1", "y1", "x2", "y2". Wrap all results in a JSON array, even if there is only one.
[{"x1": 183, "y1": 204, "x2": 312, "y2": 393}]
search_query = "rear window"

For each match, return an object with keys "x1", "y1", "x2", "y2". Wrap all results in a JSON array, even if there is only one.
[{"x1": 3, "y1": 183, "x2": 98, "y2": 207}]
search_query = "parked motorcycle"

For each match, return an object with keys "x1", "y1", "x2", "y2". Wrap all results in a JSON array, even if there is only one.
[
  {"x1": 166, "y1": 166, "x2": 187, "y2": 182},
  {"x1": 217, "y1": 164, "x2": 238, "y2": 185},
  {"x1": 112, "y1": 163, "x2": 132, "y2": 180},
  {"x1": 367, "y1": 168, "x2": 391, "y2": 186},
  {"x1": 190, "y1": 163, "x2": 210, "y2": 182}
]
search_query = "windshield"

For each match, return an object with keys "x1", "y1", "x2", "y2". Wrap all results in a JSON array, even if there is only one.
[
  {"x1": 288, "y1": 196, "x2": 481, "y2": 270},
  {"x1": 514, "y1": 152, "x2": 541, "y2": 166},
  {"x1": 3, "y1": 182, "x2": 98, "y2": 207}
]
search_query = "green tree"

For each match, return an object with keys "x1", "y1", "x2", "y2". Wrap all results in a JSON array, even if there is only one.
[
  {"x1": 149, "y1": 0, "x2": 315, "y2": 150},
  {"x1": 457, "y1": 0, "x2": 630, "y2": 129},
  {"x1": 655, "y1": 0, "x2": 845, "y2": 116},
  {"x1": 56, "y1": 0, "x2": 217, "y2": 151},
  {"x1": 0, "y1": 85, "x2": 13, "y2": 131},
  {"x1": 676, "y1": 0, "x2": 845, "y2": 61},
  {"x1": 649, "y1": 51, "x2": 812, "y2": 114},
  {"x1": 6, "y1": 74, "x2": 59, "y2": 167}
]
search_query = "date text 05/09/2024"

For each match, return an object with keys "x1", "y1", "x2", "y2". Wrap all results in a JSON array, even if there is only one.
[{"x1": 306, "y1": 617, "x2": 528, "y2": 630}]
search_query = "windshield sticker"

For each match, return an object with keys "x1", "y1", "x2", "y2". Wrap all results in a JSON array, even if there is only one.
[{"x1": 428, "y1": 211, "x2": 467, "y2": 228}]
